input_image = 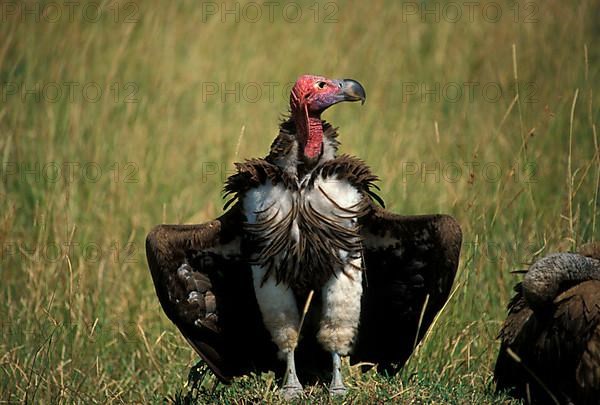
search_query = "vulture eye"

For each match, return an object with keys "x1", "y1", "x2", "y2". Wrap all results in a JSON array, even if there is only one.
[{"x1": 317, "y1": 81, "x2": 327, "y2": 89}]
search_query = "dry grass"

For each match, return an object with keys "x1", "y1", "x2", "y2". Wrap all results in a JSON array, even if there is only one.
[{"x1": 1, "y1": 0, "x2": 599, "y2": 403}]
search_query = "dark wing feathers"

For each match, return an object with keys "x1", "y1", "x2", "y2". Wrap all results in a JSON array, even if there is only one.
[
  {"x1": 556, "y1": 281, "x2": 600, "y2": 402},
  {"x1": 352, "y1": 208, "x2": 462, "y2": 372},
  {"x1": 494, "y1": 280, "x2": 600, "y2": 404},
  {"x1": 223, "y1": 159, "x2": 285, "y2": 210},
  {"x1": 316, "y1": 154, "x2": 385, "y2": 207},
  {"x1": 145, "y1": 205, "x2": 278, "y2": 382},
  {"x1": 578, "y1": 323, "x2": 600, "y2": 397},
  {"x1": 496, "y1": 284, "x2": 534, "y2": 348},
  {"x1": 318, "y1": 154, "x2": 379, "y2": 187}
]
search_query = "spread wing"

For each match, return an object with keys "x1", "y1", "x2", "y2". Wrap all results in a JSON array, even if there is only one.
[
  {"x1": 146, "y1": 196, "x2": 463, "y2": 380},
  {"x1": 145, "y1": 204, "x2": 278, "y2": 383},
  {"x1": 351, "y1": 206, "x2": 462, "y2": 373}
]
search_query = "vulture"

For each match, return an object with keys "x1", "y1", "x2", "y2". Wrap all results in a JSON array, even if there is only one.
[
  {"x1": 146, "y1": 75, "x2": 462, "y2": 398},
  {"x1": 495, "y1": 242, "x2": 600, "y2": 404}
]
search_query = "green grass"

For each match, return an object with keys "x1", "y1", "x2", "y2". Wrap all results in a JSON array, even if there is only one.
[{"x1": 1, "y1": 0, "x2": 599, "y2": 403}]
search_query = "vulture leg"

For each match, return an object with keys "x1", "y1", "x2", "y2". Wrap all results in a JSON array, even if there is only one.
[
  {"x1": 329, "y1": 352, "x2": 347, "y2": 396},
  {"x1": 281, "y1": 351, "x2": 303, "y2": 399},
  {"x1": 318, "y1": 257, "x2": 363, "y2": 396},
  {"x1": 251, "y1": 266, "x2": 303, "y2": 398}
]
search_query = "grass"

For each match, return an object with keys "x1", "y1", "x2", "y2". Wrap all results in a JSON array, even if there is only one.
[{"x1": 1, "y1": 0, "x2": 599, "y2": 403}]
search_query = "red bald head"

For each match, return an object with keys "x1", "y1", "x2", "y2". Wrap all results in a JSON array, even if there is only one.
[
  {"x1": 290, "y1": 75, "x2": 366, "y2": 115},
  {"x1": 289, "y1": 75, "x2": 366, "y2": 164}
]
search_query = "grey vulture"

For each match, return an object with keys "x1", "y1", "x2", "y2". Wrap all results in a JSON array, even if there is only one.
[
  {"x1": 146, "y1": 74, "x2": 462, "y2": 398},
  {"x1": 495, "y1": 242, "x2": 600, "y2": 404}
]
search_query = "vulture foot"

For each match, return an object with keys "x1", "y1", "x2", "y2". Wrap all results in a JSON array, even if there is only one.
[
  {"x1": 281, "y1": 351, "x2": 303, "y2": 399},
  {"x1": 280, "y1": 384, "x2": 303, "y2": 400},
  {"x1": 328, "y1": 384, "x2": 347, "y2": 397},
  {"x1": 328, "y1": 352, "x2": 347, "y2": 396}
]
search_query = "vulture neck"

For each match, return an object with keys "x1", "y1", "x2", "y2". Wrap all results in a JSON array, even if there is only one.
[
  {"x1": 522, "y1": 253, "x2": 600, "y2": 310},
  {"x1": 266, "y1": 117, "x2": 339, "y2": 180},
  {"x1": 294, "y1": 109, "x2": 324, "y2": 166}
]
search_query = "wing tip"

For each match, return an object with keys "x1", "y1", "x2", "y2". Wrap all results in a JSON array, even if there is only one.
[
  {"x1": 185, "y1": 337, "x2": 234, "y2": 384},
  {"x1": 146, "y1": 224, "x2": 164, "y2": 247},
  {"x1": 145, "y1": 224, "x2": 169, "y2": 275}
]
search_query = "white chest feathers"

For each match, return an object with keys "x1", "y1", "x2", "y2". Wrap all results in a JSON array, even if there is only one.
[
  {"x1": 241, "y1": 175, "x2": 365, "y2": 288},
  {"x1": 243, "y1": 175, "x2": 363, "y2": 235}
]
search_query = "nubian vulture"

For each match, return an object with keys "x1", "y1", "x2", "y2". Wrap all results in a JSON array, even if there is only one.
[
  {"x1": 495, "y1": 242, "x2": 600, "y2": 404},
  {"x1": 146, "y1": 75, "x2": 462, "y2": 398}
]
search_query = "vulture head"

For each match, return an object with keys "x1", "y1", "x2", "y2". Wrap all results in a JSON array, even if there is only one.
[{"x1": 289, "y1": 75, "x2": 366, "y2": 164}]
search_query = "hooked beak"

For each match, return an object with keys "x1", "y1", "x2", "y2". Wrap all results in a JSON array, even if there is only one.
[{"x1": 337, "y1": 79, "x2": 366, "y2": 105}]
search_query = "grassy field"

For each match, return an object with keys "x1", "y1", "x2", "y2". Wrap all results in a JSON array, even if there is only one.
[{"x1": 1, "y1": 0, "x2": 599, "y2": 403}]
